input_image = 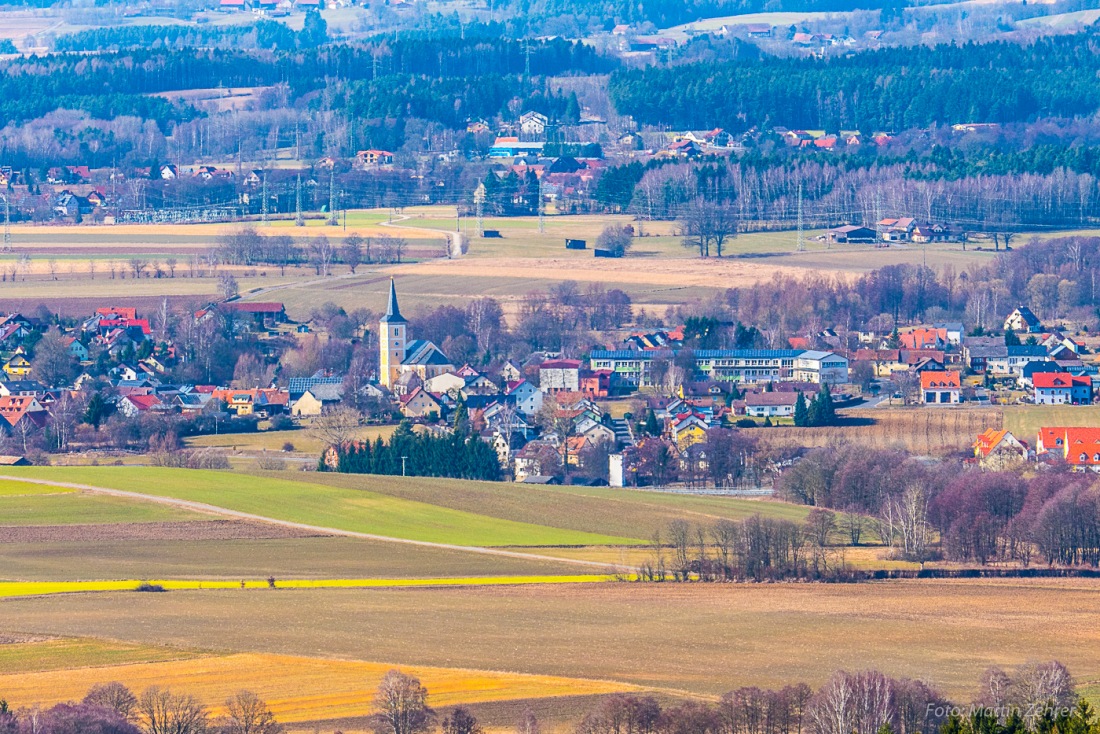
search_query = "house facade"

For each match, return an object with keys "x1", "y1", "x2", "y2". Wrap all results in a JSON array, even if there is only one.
[
  {"x1": 921, "y1": 371, "x2": 961, "y2": 404},
  {"x1": 1032, "y1": 373, "x2": 1092, "y2": 405}
]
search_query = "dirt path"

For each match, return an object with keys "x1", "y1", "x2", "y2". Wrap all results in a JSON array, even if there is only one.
[{"x1": 0, "y1": 476, "x2": 611, "y2": 570}]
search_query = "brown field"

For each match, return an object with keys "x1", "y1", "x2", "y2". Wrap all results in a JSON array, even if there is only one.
[
  {"x1": 3, "y1": 579, "x2": 1100, "y2": 703},
  {"x1": 0, "y1": 534, "x2": 583, "y2": 582},
  {"x1": 758, "y1": 407, "x2": 1002, "y2": 455},
  {"x1": 0, "y1": 520, "x2": 324, "y2": 544}
]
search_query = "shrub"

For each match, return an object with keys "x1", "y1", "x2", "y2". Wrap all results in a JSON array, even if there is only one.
[{"x1": 135, "y1": 581, "x2": 166, "y2": 592}]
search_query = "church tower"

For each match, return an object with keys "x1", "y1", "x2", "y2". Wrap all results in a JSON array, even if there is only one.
[{"x1": 379, "y1": 278, "x2": 408, "y2": 388}]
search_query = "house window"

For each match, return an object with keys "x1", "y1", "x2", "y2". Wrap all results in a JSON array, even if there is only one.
[
  {"x1": 394, "y1": 328, "x2": 399, "y2": 336},
  {"x1": 1081, "y1": 453, "x2": 1088, "y2": 462}
]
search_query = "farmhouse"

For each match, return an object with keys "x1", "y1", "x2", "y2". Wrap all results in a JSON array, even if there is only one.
[{"x1": 826, "y1": 225, "x2": 877, "y2": 244}]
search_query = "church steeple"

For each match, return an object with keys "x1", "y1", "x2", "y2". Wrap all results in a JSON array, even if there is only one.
[
  {"x1": 380, "y1": 278, "x2": 407, "y2": 324},
  {"x1": 379, "y1": 278, "x2": 407, "y2": 389}
]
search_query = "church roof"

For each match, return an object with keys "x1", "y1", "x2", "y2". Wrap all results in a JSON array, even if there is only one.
[
  {"x1": 380, "y1": 278, "x2": 407, "y2": 324},
  {"x1": 403, "y1": 339, "x2": 454, "y2": 367}
]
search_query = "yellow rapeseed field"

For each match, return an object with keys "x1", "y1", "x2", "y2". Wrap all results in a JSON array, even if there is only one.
[
  {"x1": 0, "y1": 575, "x2": 625, "y2": 599},
  {"x1": 0, "y1": 652, "x2": 635, "y2": 723}
]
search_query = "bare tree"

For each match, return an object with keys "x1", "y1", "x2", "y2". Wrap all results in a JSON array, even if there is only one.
[
  {"x1": 308, "y1": 405, "x2": 362, "y2": 447},
  {"x1": 128, "y1": 258, "x2": 149, "y2": 279},
  {"x1": 139, "y1": 687, "x2": 208, "y2": 734},
  {"x1": 218, "y1": 691, "x2": 283, "y2": 734},
  {"x1": 678, "y1": 198, "x2": 738, "y2": 258},
  {"x1": 342, "y1": 234, "x2": 364, "y2": 274},
  {"x1": 219, "y1": 273, "x2": 240, "y2": 301},
  {"x1": 84, "y1": 682, "x2": 138, "y2": 722},
  {"x1": 308, "y1": 235, "x2": 336, "y2": 277},
  {"x1": 368, "y1": 670, "x2": 436, "y2": 734},
  {"x1": 88, "y1": 259, "x2": 97, "y2": 280}
]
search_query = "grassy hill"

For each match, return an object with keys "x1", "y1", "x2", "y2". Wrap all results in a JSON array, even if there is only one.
[{"x1": 0, "y1": 468, "x2": 641, "y2": 547}]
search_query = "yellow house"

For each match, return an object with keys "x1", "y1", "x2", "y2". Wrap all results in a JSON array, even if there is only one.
[
  {"x1": 3, "y1": 354, "x2": 31, "y2": 378},
  {"x1": 670, "y1": 414, "x2": 708, "y2": 451}
]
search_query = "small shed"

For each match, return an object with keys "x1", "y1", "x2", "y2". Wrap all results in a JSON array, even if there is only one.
[{"x1": 565, "y1": 238, "x2": 587, "y2": 250}]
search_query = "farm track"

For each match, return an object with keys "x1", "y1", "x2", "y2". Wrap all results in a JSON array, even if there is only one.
[{"x1": 0, "y1": 476, "x2": 611, "y2": 569}]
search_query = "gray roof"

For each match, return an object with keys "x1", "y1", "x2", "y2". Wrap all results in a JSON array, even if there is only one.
[{"x1": 288, "y1": 376, "x2": 343, "y2": 395}]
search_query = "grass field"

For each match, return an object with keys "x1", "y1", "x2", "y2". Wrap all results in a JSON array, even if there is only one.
[
  {"x1": 1002, "y1": 404, "x2": 1100, "y2": 439},
  {"x1": 0, "y1": 648, "x2": 635, "y2": 725},
  {"x1": 184, "y1": 425, "x2": 397, "y2": 455},
  {"x1": 0, "y1": 636, "x2": 208, "y2": 673},
  {"x1": 4, "y1": 579, "x2": 1100, "y2": 703},
  {"x1": 0, "y1": 491, "x2": 203, "y2": 526},
  {"x1": 0, "y1": 468, "x2": 642, "y2": 547},
  {"x1": 295, "y1": 471, "x2": 811, "y2": 542}
]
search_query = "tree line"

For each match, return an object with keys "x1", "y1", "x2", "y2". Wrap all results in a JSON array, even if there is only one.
[
  {"x1": 778, "y1": 444, "x2": 1100, "y2": 567},
  {"x1": 321, "y1": 419, "x2": 502, "y2": 481}
]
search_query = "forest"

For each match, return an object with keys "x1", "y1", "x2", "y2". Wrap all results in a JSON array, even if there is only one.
[{"x1": 610, "y1": 29, "x2": 1100, "y2": 132}]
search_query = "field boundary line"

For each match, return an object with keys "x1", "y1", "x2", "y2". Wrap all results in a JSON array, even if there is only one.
[{"x1": 0, "y1": 476, "x2": 613, "y2": 570}]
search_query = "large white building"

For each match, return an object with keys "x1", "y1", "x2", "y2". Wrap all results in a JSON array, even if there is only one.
[{"x1": 588, "y1": 349, "x2": 849, "y2": 388}]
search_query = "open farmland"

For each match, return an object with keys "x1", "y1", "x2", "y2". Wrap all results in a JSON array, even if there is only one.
[
  {"x1": 0, "y1": 469, "x2": 639, "y2": 547},
  {"x1": 3, "y1": 579, "x2": 1100, "y2": 706},
  {"x1": 0, "y1": 640, "x2": 633, "y2": 727},
  {"x1": 759, "y1": 407, "x2": 1001, "y2": 455},
  {"x1": 300, "y1": 471, "x2": 810, "y2": 540},
  {"x1": 0, "y1": 490, "x2": 204, "y2": 526}
]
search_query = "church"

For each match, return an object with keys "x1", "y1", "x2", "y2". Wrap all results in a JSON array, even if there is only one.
[{"x1": 379, "y1": 278, "x2": 454, "y2": 389}]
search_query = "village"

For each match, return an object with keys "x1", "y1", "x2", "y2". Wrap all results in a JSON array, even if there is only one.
[{"x1": 0, "y1": 273, "x2": 1094, "y2": 484}]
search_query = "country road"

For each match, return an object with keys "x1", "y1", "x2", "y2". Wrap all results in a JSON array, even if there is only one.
[{"x1": 0, "y1": 475, "x2": 610, "y2": 570}]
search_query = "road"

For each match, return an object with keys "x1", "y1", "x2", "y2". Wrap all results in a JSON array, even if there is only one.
[{"x1": 0, "y1": 475, "x2": 610, "y2": 570}]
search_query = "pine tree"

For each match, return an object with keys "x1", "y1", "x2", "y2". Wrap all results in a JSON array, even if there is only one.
[
  {"x1": 793, "y1": 392, "x2": 808, "y2": 427},
  {"x1": 644, "y1": 408, "x2": 659, "y2": 436},
  {"x1": 1005, "y1": 327, "x2": 1020, "y2": 346},
  {"x1": 817, "y1": 383, "x2": 836, "y2": 425}
]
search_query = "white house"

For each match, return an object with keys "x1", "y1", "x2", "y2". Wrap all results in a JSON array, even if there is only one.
[
  {"x1": 793, "y1": 351, "x2": 850, "y2": 384},
  {"x1": 744, "y1": 391, "x2": 800, "y2": 417}
]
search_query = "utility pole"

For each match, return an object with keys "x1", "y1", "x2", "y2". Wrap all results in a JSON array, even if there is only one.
[
  {"x1": 537, "y1": 176, "x2": 545, "y2": 234},
  {"x1": 2, "y1": 196, "x2": 10, "y2": 253},
  {"x1": 474, "y1": 182, "x2": 486, "y2": 237},
  {"x1": 295, "y1": 174, "x2": 304, "y2": 227},
  {"x1": 796, "y1": 182, "x2": 805, "y2": 252},
  {"x1": 261, "y1": 172, "x2": 268, "y2": 225},
  {"x1": 328, "y1": 169, "x2": 337, "y2": 226}
]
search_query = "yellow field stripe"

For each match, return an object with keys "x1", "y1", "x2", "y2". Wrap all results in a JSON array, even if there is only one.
[
  {"x1": 0, "y1": 652, "x2": 638, "y2": 723},
  {"x1": 0, "y1": 574, "x2": 629, "y2": 599}
]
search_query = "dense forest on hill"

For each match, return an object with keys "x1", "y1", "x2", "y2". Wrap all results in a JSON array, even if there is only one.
[
  {"x1": 0, "y1": 34, "x2": 605, "y2": 129},
  {"x1": 610, "y1": 30, "x2": 1100, "y2": 131}
]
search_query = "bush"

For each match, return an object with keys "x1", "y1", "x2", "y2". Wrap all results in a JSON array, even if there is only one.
[
  {"x1": 735, "y1": 418, "x2": 757, "y2": 428},
  {"x1": 255, "y1": 455, "x2": 287, "y2": 471},
  {"x1": 282, "y1": 441, "x2": 295, "y2": 452},
  {"x1": 135, "y1": 581, "x2": 166, "y2": 592},
  {"x1": 269, "y1": 414, "x2": 294, "y2": 431}
]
